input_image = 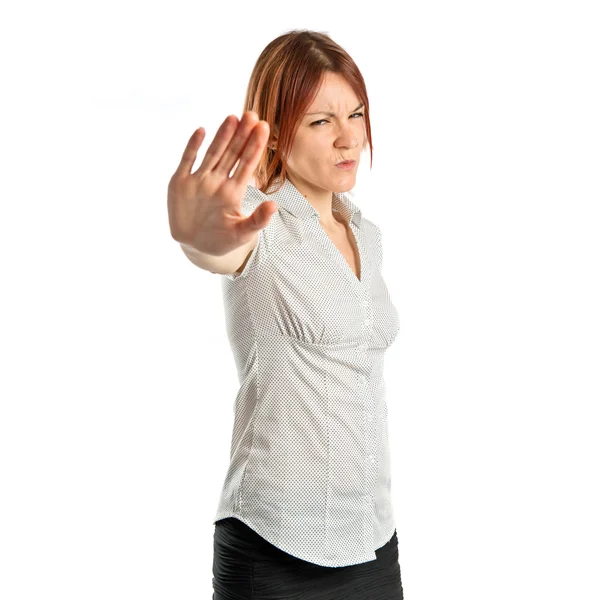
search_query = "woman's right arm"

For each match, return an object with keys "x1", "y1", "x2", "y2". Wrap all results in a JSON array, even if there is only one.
[
  {"x1": 167, "y1": 111, "x2": 276, "y2": 274},
  {"x1": 179, "y1": 232, "x2": 257, "y2": 274}
]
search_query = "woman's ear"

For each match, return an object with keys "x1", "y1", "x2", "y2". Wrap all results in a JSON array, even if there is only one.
[{"x1": 269, "y1": 123, "x2": 279, "y2": 151}]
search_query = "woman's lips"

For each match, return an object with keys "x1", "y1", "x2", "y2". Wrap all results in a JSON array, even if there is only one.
[{"x1": 336, "y1": 161, "x2": 356, "y2": 170}]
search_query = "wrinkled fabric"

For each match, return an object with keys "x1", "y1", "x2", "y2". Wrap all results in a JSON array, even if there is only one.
[{"x1": 212, "y1": 517, "x2": 404, "y2": 600}]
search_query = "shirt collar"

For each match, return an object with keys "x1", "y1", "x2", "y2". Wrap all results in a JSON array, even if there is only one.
[{"x1": 266, "y1": 177, "x2": 362, "y2": 229}]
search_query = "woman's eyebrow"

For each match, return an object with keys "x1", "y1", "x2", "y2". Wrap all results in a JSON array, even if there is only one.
[{"x1": 306, "y1": 103, "x2": 364, "y2": 117}]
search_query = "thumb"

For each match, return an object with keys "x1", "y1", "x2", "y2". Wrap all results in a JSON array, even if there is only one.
[{"x1": 256, "y1": 201, "x2": 278, "y2": 229}]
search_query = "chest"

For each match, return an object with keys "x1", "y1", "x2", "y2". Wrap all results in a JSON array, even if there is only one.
[
  {"x1": 323, "y1": 220, "x2": 361, "y2": 282},
  {"x1": 224, "y1": 214, "x2": 399, "y2": 348}
]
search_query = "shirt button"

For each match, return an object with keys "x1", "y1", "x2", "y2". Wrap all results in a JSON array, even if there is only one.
[
  {"x1": 359, "y1": 375, "x2": 366, "y2": 383},
  {"x1": 368, "y1": 454, "x2": 375, "y2": 463},
  {"x1": 367, "y1": 414, "x2": 373, "y2": 422},
  {"x1": 364, "y1": 319, "x2": 370, "y2": 326},
  {"x1": 362, "y1": 300, "x2": 369, "y2": 307}
]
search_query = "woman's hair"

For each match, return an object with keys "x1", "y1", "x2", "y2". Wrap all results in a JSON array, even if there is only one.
[{"x1": 243, "y1": 29, "x2": 374, "y2": 195}]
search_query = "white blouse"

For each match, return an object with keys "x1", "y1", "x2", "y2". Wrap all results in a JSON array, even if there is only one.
[{"x1": 213, "y1": 177, "x2": 400, "y2": 567}]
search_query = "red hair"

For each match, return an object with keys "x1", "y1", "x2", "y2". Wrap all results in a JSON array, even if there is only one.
[{"x1": 242, "y1": 29, "x2": 374, "y2": 195}]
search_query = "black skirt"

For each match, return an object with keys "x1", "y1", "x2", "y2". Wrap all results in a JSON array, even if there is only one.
[{"x1": 212, "y1": 517, "x2": 404, "y2": 600}]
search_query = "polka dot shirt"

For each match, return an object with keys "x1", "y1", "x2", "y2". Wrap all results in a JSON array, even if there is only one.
[{"x1": 213, "y1": 177, "x2": 400, "y2": 567}]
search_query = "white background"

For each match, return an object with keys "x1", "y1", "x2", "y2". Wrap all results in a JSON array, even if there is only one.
[{"x1": 1, "y1": 1, "x2": 599, "y2": 598}]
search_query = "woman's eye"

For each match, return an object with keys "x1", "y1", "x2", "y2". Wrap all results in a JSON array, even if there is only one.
[{"x1": 311, "y1": 112, "x2": 364, "y2": 126}]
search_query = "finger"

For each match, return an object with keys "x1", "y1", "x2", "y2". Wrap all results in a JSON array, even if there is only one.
[
  {"x1": 231, "y1": 121, "x2": 270, "y2": 187},
  {"x1": 175, "y1": 127, "x2": 210, "y2": 176},
  {"x1": 238, "y1": 201, "x2": 278, "y2": 235},
  {"x1": 213, "y1": 111, "x2": 260, "y2": 178},
  {"x1": 192, "y1": 115, "x2": 239, "y2": 177}
]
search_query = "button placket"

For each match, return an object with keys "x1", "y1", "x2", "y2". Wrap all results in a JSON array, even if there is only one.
[
  {"x1": 359, "y1": 292, "x2": 377, "y2": 524},
  {"x1": 359, "y1": 298, "x2": 373, "y2": 423},
  {"x1": 360, "y1": 368, "x2": 377, "y2": 516},
  {"x1": 362, "y1": 297, "x2": 372, "y2": 328}
]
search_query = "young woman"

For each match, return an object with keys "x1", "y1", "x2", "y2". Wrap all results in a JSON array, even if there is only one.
[{"x1": 168, "y1": 29, "x2": 404, "y2": 600}]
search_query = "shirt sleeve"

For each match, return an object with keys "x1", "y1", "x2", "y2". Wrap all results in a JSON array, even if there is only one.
[{"x1": 221, "y1": 186, "x2": 269, "y2": 281}]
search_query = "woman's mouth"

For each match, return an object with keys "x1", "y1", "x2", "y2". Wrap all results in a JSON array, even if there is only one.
[{"x1": 336, "y1": 161, "x2": 356, "y2": 170}]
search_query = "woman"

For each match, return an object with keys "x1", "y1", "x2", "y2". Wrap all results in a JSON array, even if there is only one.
[{"x1": 168, "y1": 29, "x2": 404, "y2": 600}]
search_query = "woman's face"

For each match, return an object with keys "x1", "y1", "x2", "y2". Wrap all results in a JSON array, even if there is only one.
[{"x1": 272, "y1": 72, "x2": 367, "y2": 201}]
